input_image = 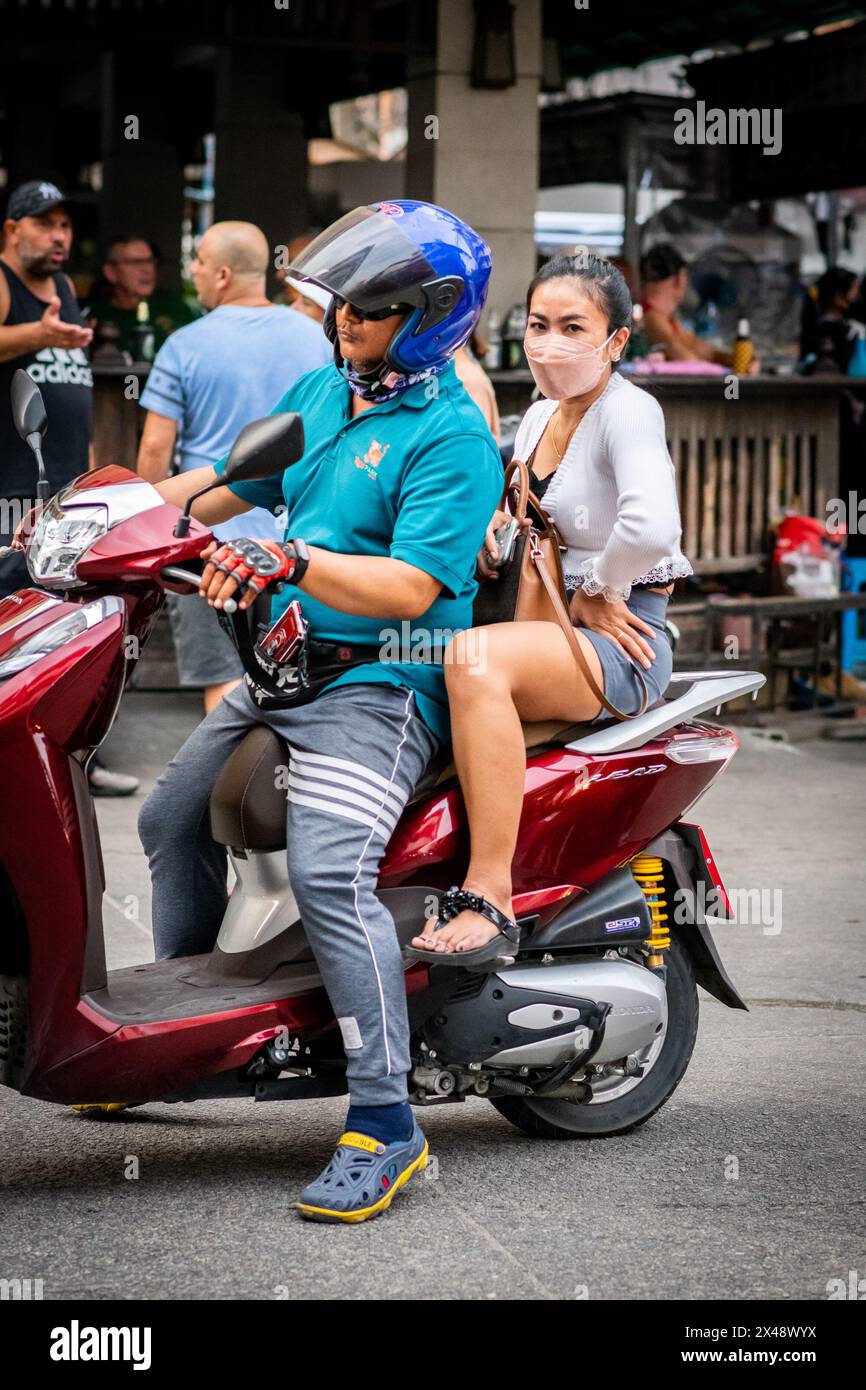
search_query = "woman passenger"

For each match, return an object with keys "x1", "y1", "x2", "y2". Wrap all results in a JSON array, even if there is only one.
[{"x1": 409, "y1": 253, "x2": 693, "y2": 964}]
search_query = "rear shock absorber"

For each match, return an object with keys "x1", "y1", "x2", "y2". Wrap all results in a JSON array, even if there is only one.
[{"x1": 631, "y1": 855, "x2": 670, "y2": 969}]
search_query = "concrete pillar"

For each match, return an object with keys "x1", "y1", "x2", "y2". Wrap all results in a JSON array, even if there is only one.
[
  {"x1": 406, "y1": 0, "x2": 542, "y2": 324},
  {"x1": 99, "y1": 53, "x2": 186, "y2": 290},
  {"x1": 214, "y1": 45, "x2": 308, "y2": 293}
]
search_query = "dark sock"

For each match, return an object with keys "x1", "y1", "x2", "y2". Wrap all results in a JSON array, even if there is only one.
[{"x1": 344, "y1": 1100, "x2": 414, "y2": 1146}]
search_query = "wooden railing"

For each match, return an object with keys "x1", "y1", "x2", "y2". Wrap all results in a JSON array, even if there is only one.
[{"x1": 642, "y1": 376, "x2": 842, "y2": 575}]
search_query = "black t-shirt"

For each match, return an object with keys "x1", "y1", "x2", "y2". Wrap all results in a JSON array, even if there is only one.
[{"x1": 0, "y1": 262, "x2": 93, "y2": 499}]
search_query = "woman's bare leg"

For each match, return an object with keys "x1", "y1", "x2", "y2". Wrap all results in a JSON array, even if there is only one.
[{"x1": 411, "y1": 621, "x2": 606, "y2": 954}]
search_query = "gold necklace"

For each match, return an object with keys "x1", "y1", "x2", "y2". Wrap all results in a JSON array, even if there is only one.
[{"x1": 552, "y1": 408, "x2": 581, "y2": 460}]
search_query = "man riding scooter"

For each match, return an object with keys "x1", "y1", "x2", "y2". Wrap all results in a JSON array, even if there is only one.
[{"x1": 143, "y1": 200, "x2": 503, "y2": 1223}]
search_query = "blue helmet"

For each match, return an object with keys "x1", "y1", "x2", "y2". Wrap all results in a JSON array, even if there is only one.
[{"x1": 286, "y1": 199, "x2": 492, "y2": 374}]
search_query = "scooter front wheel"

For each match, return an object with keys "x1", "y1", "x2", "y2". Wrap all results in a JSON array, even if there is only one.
[{"x1": 489, "y1": 935, "x2": 698, "y2": 1140}]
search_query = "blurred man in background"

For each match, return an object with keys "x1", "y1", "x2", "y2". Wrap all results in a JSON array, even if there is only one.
[
  {"x1": 89, "y1": 234, "x2": 199, "y2": 354},
  {"x1": 136, "y1": 219, "x2": 330, "y2": 711},
  {"x1": 0, "y1": 179, "x2": 93, "y2": 603},
  {"x1": 0, "y1": 180, "x2": 137, "y2": 795},
  {"x1": 285, "y1": 274, "x2": 330, "y2": 324},
  {"x1": 454, "y1": 328, "x2": 500, "y2": 442}
]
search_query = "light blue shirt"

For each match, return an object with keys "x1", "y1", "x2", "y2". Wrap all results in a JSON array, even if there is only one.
[{"x1": 139, "y1": 303, "x2": 332, "y2": 540}]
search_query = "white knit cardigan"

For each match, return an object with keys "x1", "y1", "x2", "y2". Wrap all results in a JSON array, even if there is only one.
[{"x1": 513, "y1": 372, "x2": 693, "y2": 601}]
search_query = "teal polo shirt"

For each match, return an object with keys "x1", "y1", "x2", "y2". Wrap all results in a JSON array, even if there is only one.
[{"x1": 213, "y1": 360, "x2": 503, "y2": 742}]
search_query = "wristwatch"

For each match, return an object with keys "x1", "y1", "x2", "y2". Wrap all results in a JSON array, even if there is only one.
[{"x1": 285, "y1": 536, "x2": 310, "y2": 587}]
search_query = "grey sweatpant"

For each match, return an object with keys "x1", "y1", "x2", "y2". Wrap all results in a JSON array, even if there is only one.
[{"x1": 138, "y1": 678, "x2": 439, "y2": 1105}]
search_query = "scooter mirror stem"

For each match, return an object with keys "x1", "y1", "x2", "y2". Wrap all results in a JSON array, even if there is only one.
[
  {"x1": 26, "y1": 437, "x2": 50, "y2": 504},
  {"x1": 173, "y1": 477, "x2": 222, "y2": 538},
  {"x1": 172, "y1": 411, "x2": 304, "y2": 537}
]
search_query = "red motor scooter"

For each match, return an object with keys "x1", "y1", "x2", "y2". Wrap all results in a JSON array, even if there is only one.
[{"x1": 0, "y1": 372, "x2": 764, "y2": 1139}]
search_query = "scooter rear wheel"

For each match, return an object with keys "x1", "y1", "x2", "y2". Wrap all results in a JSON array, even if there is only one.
[{"x1": 489, "y1": 935, "x2": 698, "y2": 1139}]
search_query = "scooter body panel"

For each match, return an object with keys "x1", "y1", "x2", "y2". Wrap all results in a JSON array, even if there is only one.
[
  {"x1": 382, "y1": 722, "x2": 729, "y2": 901},
  {"x1": 34, "y1": 993, "x2": 333, "y2": 1105}
]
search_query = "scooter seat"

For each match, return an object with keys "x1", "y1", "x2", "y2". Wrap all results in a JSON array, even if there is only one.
[
  {"x1": 210, "y1": 725, "x2": 290, "y2": 852},
  {"x1": 405, "y1": 714, "x2": 622, "y2": 805},
  {"x1": 209, "y1": 716, "x2": 610, "y2": 852}
]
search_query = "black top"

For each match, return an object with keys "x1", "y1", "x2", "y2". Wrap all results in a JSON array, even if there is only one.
[
  {"x1": 0, "y1": 262, "x2": 92, "y2": 499},
  {"x1": 526, "y1": 437, "x2": 554, "y2": 501},
  {"x1": 528, "y1": 464, "x2": 553, "y2": 500}
]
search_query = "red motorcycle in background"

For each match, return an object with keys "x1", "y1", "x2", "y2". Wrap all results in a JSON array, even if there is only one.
[{"x1": 0, "y1": 371, "x2": 764, "y2": 1139}]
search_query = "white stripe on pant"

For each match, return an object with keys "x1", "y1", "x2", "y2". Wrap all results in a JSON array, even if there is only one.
[{"x1": 138, "y1": 678, "x2": 440, "y2": 1105}]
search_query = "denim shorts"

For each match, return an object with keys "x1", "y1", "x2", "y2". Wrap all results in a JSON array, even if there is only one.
[{"x1": 568, "y1": 587, "x2": 673, "y2": 722}]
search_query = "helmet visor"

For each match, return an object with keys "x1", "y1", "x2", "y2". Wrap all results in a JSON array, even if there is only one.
[{"x1": 286, "y1": 206, "x2": 436, "y2": 314}]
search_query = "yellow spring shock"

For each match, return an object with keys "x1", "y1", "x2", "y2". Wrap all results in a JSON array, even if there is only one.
[{"x1": 631, "y1": 855, "x2": 670, "y2": 966}]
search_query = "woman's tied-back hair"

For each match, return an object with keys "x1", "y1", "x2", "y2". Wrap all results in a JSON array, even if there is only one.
[{"x1": 526, "y1": 251, "x2": 633, "y2": 370}]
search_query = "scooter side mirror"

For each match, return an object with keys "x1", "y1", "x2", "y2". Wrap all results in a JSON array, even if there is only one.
[
  {"x1": 220, "y1": 413, "x2": 305, "y2": 486},
  {"x1": 11, "y1": 368, "x2": 47, "y2": 446}
]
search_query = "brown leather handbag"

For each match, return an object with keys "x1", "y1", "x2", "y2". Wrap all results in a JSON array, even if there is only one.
[{"x1": 472, "y1": 458, "x2": 648, "y2": 721}]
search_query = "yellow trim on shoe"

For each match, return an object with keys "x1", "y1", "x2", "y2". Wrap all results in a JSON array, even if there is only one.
[
  {"x1": 293, "y1": 1139, "x2": 429, "y2": 1224},
  {"x1": 337, "y1": 1131, "x2": 387, "y2": 1155},
  {"x1": 70, "y1": 1102, "x2": 129, "y2": 1114}
]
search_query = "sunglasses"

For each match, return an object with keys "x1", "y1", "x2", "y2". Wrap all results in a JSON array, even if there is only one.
[{"x1": 332, "y1": 293, "x2": 410, "y2": 322}]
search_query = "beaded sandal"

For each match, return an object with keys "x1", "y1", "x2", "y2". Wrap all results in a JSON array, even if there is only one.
[{"x1": 405, "y1": 885, "x2": 522, "y2": 969}]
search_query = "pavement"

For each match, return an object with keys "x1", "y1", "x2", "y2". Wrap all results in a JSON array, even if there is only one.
[{"x1": 1, "y1": 692, "x2": 864, "y2": 1301}]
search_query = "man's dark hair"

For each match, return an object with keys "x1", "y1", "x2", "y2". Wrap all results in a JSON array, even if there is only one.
[
  {"x1": 526, "y1": 251, "x2": 633, "y2": 335},
  {"x1": 639, "y1": 242, "x2": 687, "y2": 286},
  {"x1": 103, "y1": 233, "x2": 159, "y2": 264}
]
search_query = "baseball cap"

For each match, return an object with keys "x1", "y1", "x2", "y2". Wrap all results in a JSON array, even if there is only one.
[
  {"x1": 284, "y1": 276, "x2": 332, "y2": 312},
  {"x1": 6, "y1": 180, "x2": 69, "y2": 221}
]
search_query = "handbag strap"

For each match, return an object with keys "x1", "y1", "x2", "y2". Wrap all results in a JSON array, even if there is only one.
[
  {"x1": 529, "y1": 534, "x2": 649, "y2": 722},
  {"x1": 527, "y1": 487, "x2": 555, "y2": 532},
  {"x1": 502, "y1": 457, "x2": 561, "y2": 536},
  {"x1": 502, "y1": 458, "x2": 529, "y2": 522}
]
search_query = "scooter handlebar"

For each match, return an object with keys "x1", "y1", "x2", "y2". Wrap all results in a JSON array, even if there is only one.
[
  {"x1": 161, "y1": 564, "x2": 205, "y2": 588},
  {"x1": 161, "y1": 562, "x2": 239, "y2": 612},
  {"x1": 161, "y1": 561, "x2": 268, "y2": 676}
]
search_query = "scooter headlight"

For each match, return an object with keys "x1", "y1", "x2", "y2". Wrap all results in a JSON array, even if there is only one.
[{"x1": 27, "y1": 498, "x2": 108, "y2": 587}]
